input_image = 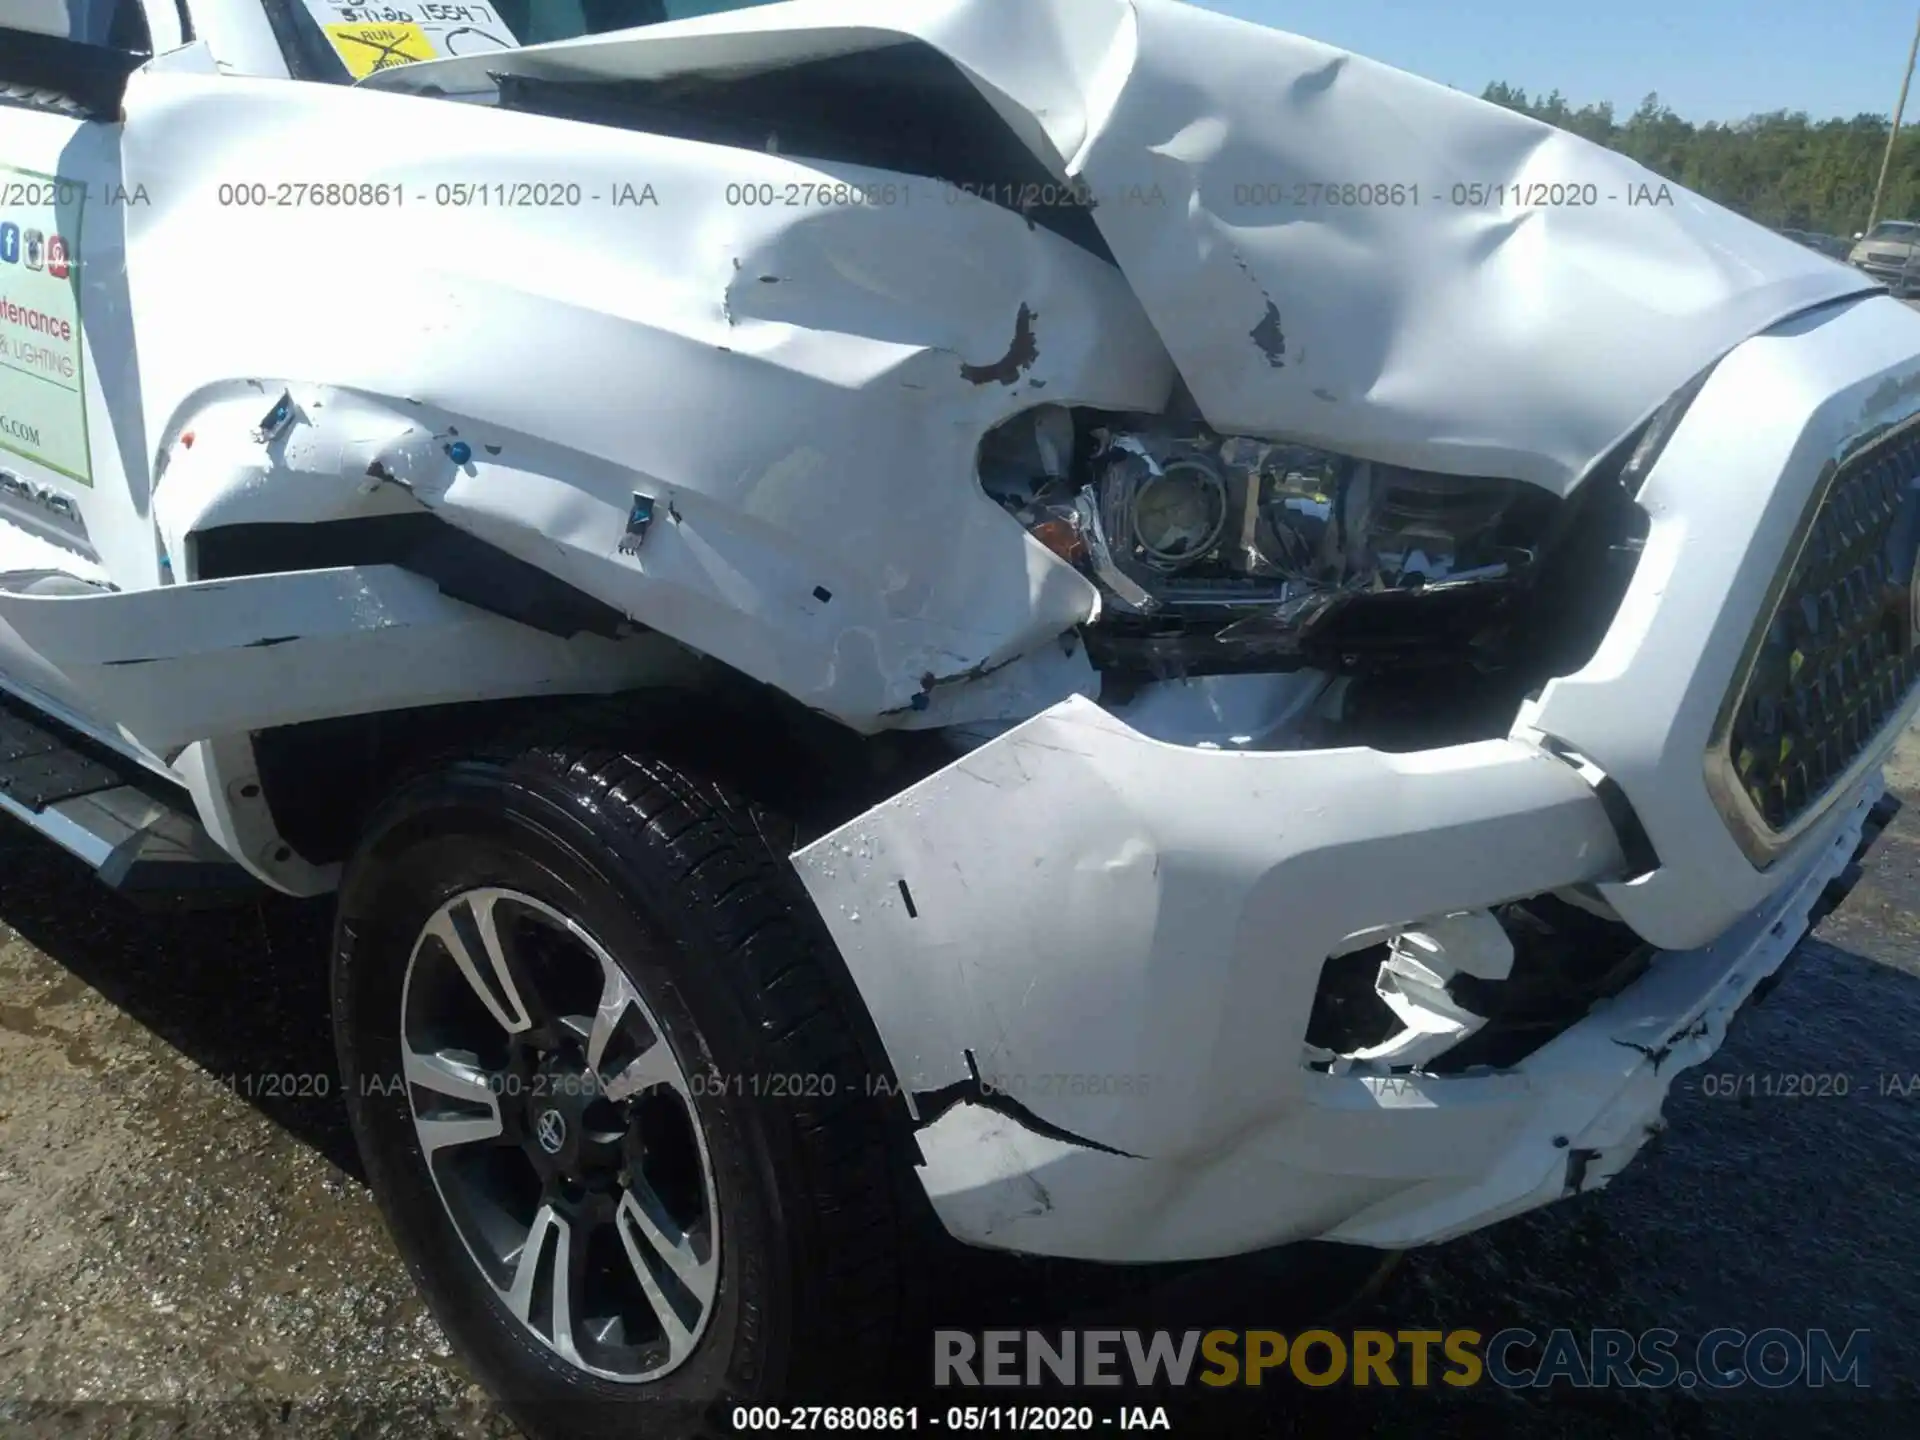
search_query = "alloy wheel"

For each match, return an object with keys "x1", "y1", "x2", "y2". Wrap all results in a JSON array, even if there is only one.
[{"x1": 399, "y1": 886, "x2": 720, "y2": 1382}]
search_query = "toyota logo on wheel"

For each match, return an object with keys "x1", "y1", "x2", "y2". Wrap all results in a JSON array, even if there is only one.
[{"x1": 535, "y1": 1109, "x2": 567, "y2": 1155}]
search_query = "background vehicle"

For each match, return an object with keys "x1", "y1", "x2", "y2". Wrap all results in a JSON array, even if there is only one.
[
  {"x1": 0, "y1": 0, "x2": 1915, "y2": 1435},
  {"x1": 1850, "y1": 219, "x2": 1920, "y2": 294},
  {"x1": 1778, "y1": 225, "x2": 1852, "y2": 260}
]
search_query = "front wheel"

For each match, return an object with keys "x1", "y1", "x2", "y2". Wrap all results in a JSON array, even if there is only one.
[{"x1": 332, "y1": 740, "x2": 907, "y2": 1438}]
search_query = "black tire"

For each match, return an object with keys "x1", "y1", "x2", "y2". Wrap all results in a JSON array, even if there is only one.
[{"x1": 331, "y1": 737, "x2": 907, "y2": 1439}]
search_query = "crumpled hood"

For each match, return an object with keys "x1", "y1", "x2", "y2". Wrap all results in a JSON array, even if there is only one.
[{"x1": 370, "y1": 0, "x2": 1882, "y2": 495}]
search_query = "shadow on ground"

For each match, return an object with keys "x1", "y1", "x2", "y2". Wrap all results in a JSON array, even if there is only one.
[{"x1": 0, "y1": 826, "x2": 352, "y2": 1176}]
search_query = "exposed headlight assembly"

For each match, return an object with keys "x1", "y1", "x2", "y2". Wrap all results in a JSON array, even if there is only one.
[{"x1": 979, "y1": 406, "x2": 1559, "y2": 674}]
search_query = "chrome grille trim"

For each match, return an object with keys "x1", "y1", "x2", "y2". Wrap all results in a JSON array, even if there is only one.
[{"x1": 1706, "y1": 413, "x2": 1920, "y2": 866}]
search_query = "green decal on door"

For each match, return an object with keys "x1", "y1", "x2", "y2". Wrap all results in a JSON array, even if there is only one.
[{"x1": 0, "y1": 163, "x2": 89, "y2": 486}]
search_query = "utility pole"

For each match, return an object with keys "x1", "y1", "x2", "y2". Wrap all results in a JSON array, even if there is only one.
[{"x1": 1867, "y1": 7, "x2": 1920, "y2": 233}]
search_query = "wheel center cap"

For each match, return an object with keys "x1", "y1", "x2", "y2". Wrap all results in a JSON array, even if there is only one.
[{"x1": 515, "y1": 1050, "x2": 624, "y2": 1185}]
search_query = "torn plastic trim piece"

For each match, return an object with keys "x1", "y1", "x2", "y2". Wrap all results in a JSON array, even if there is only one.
[
  {"x1": 912, "y1": 1049, "x2": 1142, "y2": 1160},
  {"x1": 813, "y1": 773, "x2": 1860, "y2": 1257},
  {"x1": 190, "y1": 515, "x2": 636, "y2": 641}
]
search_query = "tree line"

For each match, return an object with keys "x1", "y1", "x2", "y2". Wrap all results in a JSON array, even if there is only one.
[{"x1": 1481, "y1": 83, "x2": 1917, "y2": 236}]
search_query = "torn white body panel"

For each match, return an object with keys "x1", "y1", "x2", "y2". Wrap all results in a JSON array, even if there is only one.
[{"x1": 377, "y1": 0, "x2": 1878, "y2": 493}]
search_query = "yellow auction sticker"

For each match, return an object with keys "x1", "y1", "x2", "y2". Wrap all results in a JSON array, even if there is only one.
[{"x1": 324, "y1": 22, "x2": 437, "y2": 77}]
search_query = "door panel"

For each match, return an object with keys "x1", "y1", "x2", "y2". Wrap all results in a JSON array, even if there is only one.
[
  {"x1": 0, "y1": 104, "x2": 157, "y2": 588},
  {"x1": 0, "y1": 29, "x2": 165, "y2": 736}
]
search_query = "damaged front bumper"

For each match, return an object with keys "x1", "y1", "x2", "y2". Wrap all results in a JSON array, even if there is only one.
[{"x1": 793, "y1": 705, "x2": 1889, "y2": 1261}]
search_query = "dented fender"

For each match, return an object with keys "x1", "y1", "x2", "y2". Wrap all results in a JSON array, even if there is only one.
[{"x1": 116, "y1": 67, "x2": 1170, "y2": 731}]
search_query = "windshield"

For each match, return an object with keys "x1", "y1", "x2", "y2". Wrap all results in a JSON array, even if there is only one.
[
  {"x1": 295, "y1": 1, "x2": 776, "y2": 77},
  {"x1": 4, "y1": 0, "x2": 150, "y2": 50},
  {"x1": 502, "y1": 1, "x2": 769, "y2": 43},
  {"x1": 1865, "y1": 221, "x2": 1920, "y2": 242}
]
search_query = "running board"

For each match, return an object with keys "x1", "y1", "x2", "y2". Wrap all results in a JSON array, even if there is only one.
[{"x1": 0, "y1": 691, "x2": 257, "y2": 902}]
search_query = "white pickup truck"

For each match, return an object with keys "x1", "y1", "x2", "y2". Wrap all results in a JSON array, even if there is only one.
[{"x1": 0, "y1": 0, "x2": 1914, "y2": 1432}]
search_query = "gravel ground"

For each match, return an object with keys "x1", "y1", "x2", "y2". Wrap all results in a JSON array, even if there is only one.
[{"x1": 1, "y1": 736, "x2": 1919, "y2": 1437}]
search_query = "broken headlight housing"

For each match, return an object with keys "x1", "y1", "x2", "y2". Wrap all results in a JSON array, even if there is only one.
[{"x1": 979, "y1": 406, "x2": 1559, "y2": 675}]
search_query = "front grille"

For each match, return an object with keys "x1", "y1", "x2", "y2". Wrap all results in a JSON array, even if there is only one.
[{"x1": 1718, "y1": 420, "x2": 1920, "y2": 846}]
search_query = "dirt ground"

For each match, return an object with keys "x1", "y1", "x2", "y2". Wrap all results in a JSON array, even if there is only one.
[{"x1": 2, "y1": 735, "x2": 1919, "y2": 1437}]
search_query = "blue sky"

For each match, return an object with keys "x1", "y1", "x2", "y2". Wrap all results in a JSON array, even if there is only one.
[{"x1": 1201, "y1": 0, "x2": 1919, "y2": 123}]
